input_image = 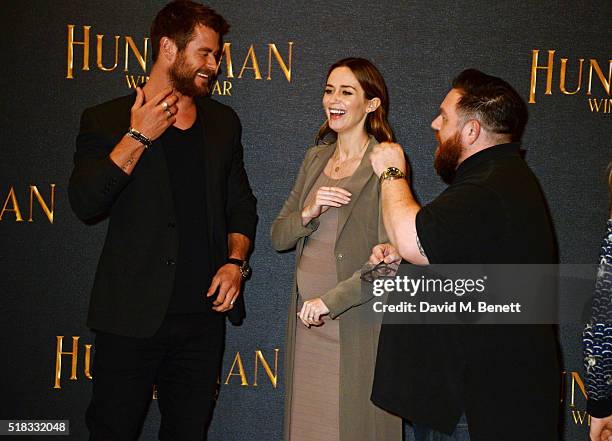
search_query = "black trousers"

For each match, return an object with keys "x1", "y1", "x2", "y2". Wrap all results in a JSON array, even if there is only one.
[{"x1": 86, "y1": 313, "x2": 225, "y2": 441}]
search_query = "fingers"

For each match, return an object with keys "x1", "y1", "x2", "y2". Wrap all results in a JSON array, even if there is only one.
[
  {"x1": 150, "y1": 88, "x2": 179, "y2": 120},
  {"x1": 213, "y1": 288, "x2": 238, "y2": 312},
  {"x1": 383, "y1": 244, "x2": 402, "y2": 263},
  {"x1": 153, "y1": 87, "x2": 175, "y2": 106},
  {"x1": 160, "y1": 95, "x2": 179, "y2": 114},
  {"x1": 212, "y1": 278, "x2": 234, "y2": 306},
  {"x1": 370, "y1": 143, "x2": 407, "y2": 177},
  {"x1": 130, "y1": 87, "x2": 178, "y2": 141},
  {"x1": 155, "y1": 91, "x2": 179, "y2": 119},
  {"x1": 206, "y1": 276, "x2": 220, "y2": 298},
  {"x1": 132, "y1": 87, "x2": 144, "y2": 110},
  {"x1": 298, "y1": 301, "x2": 327, "y2": 327},
  {"x1": 209, "y1": 265, "x2": 242, "y2": 312},
  {"x1": 298, "y1": 304, "x2": 311, "y2": 327},
  {"x1": 369, "y1": 243, "x2": 401, "y2": 265},
  {"x1": 370, "y1": 244, "x2": 387, "y2": 263},
  {"x1": 168, "y1": 104, "x2": 179, "y2": 117},
  {"x1": 297, "y1": 312, "x2": 310, "y2": 327},
  {"x1": 316, "y1": 187, "x2": 351, "y2": 206},
  {"x1": 319, "y1": 186, "x2": 351, "y2": 198},
  {"x1": 315, "y1": 196, "x2": 345, "y2": 208},
  {"x1": 323, "y1": 186, "x2": 352, "y2": 197}
]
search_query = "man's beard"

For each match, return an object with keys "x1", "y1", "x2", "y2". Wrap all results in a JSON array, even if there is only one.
[
  {"x1": 434, "y1": 131, "x2": 463, "y2": 184},
  {"x1": 169, "y1": 52, "x2": 215, "y2": 97}
]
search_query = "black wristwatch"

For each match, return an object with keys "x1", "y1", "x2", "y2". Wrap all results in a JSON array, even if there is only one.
[{"x1": 227, "y1": 258, "x2": 252, "y2": 280}]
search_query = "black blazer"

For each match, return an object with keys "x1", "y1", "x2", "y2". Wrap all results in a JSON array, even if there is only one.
[{"x1": 68, "y1": 92, "x2": 257, "y2": 338}]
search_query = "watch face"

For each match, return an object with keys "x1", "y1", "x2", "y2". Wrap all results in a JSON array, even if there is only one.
[
  {"x1": 383, "y1": 167, "x2": 404, "y2": 180},
  {"x1": 241, "y1": 263, "x2": 252, "y2": 279}
]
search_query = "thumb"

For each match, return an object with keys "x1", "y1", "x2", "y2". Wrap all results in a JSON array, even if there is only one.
[{"x1": 132, "y1": 87, "x2": 144, "y2": 110}]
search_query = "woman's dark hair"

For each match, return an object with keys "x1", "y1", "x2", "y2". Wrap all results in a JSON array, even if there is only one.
[
  {"x1": 151, "y1": 1, "x2": 229, "y2": 62},
  {"x1": 316, "y1": 58, "x2": 395, "y2": 144},
  {"x1": 452, "y1": 69, "x2": 528, "y2": 142}
]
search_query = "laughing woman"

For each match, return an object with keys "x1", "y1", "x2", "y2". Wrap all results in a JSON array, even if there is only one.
[{"x1": 271, "y1": 58, "x2": 402, "y2": 441}]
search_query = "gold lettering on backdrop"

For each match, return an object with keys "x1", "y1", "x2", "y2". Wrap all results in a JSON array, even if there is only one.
[
  {"x1": 570, "y1": 371, "x2": 588, "y2": 408},
  {"x1": 560, "y1": 371, "x2": 591, "y2": 426},
  {"x1": 96, "y1": 35, "x2": 120, "y2": 71},
  {"x1": 529, "y1": 49, "x2": 555, "y2": 104},
  {"x1": 211, "y1": 80, "x2": 232, "y2": 96},
  {"x1": 588, "y1": 98, "x2": 612, "y2": 113},
  {"x1": 572, "y1": 410, "x2": 590, "y2": 425},
  {"x1": 529, "y1": 49, "x2": 612, "y2": 111},
  {"x1": 560, "y1": 58, "x2": 584, "y2": 95},
  {"x1": 52, "y1": 340, "x2": 281, "y2": 390},
  {"x1": 28, "y1": 184, "x2": 55, "y2": 223},
  {"x1": 267, "y1": 43, "x2": 293, "y2": 82},
  {"x1": 217, "y1": 42, "x2": 234, "y2": 78},
  {"x1": 0, "y1": 185, "x2": 56, "y2": 223},
  {"x1": 124, "y1": 37, "x2": 148, "y2": 73},
  {"x1": 66, "y1": 26, "x2": 295, "y2": 91},
  {"x1": 238, "y1": 45, "x2": 262, "y2": 80},
  {"x1": 253, "y1": 349, "x2": 279, "y2": 388},
  {"x1": 0, "y1": 187, "x2": 23, "y2": 222},
  {"x1": 587, "y1": 59, "x2": 612, "y2": 96},
  {"x1": 66, "y1": 25, "x2": 91, "y2": 79},
  {"x1": 84, "y1": 344, "x2": 93, "y2": 380},
  {"x1": 54, "y1": 336, "x2": 79, "y2": 389},
  {"x1": 224, "y1": 351, "x2": 249, "y2": 386},
  {"x1": 126, "y1": 75, "x2": 149, "y2": 89}
]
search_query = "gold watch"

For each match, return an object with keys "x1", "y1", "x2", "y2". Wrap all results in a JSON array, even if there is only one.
[{"x1": 380, "y1": 167, "x2": 406, "y2": 182}]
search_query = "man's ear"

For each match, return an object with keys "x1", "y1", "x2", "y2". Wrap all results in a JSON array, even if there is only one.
[
  {"x1": 462, "y1": 119, "x2": 481, "y2": 146},
  {"x1": 160, "y1": 37, "x2": 177, "y2": 63}
]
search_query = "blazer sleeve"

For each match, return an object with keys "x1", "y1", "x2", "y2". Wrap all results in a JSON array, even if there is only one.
[
  {"x1": 270, "y1": 149, "x2": 320, "y2": 251},
  {"x1": 320, "y1": 188, "x2": 388, "y2": 318},
  {"x1": 68, "y1": 107, "x2": 132, "y2": 221},
  {"x1": 225, "y1": 113, "x2": 258, "y2": 242}
]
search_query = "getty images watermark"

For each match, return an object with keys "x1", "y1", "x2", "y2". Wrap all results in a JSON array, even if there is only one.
[{"x1": 361, "y1": 263, "x2": 598, "y2": 325}]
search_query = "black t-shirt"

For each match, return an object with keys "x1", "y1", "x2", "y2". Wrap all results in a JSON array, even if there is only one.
[
  {"x1": 162, "y1": 118, "x2": 213, "y2": 314},
  {"x1": 415, "y1": 143, "x2": 556, "y2": 264}
]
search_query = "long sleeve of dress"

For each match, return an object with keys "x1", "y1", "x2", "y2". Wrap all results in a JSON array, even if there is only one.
[{"x1": 583, "y1": 219, "x2": 612, "y2": 418}]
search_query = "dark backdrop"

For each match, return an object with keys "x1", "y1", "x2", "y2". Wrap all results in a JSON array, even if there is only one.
[{"x1": 1, "y1": 1, "x2": 610, "y2": 440}]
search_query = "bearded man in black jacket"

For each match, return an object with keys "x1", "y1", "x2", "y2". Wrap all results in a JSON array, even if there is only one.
[{"x1": 68, "y1": 2, "x2": 257, "y2": 440}]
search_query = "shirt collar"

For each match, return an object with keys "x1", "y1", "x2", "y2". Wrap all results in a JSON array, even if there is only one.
[{"x1": 453, "y1": 142, "x2": 522, "y2": 182}]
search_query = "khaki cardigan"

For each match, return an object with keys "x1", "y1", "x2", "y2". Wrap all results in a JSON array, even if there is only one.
[{"x1": 270, "y1": 137, "x2": 402, "y2": 441}]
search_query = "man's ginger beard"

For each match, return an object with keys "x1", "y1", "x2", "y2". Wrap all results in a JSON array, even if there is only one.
[{"x1": 434, "y1": 130, "x2": 463, "y2": 184}]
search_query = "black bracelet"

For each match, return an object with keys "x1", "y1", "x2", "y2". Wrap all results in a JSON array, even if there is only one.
[{"x1": 126, "y1": 127, "x2": 152, "y2": 148}]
